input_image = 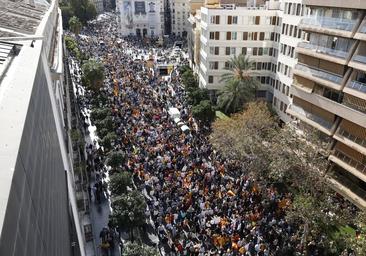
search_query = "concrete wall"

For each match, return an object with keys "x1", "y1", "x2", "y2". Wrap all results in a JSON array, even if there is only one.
[{"x1": 0, "y1": 60, "x2": 72, "y2": 256}]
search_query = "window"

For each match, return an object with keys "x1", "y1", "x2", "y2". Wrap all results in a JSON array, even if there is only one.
[
  {"x1": 225, "y1": 47, "x2": 230, "y2": 55},
  {"x1": 255, "y1": 16, "x2": 260, "y2": 25},
  {"x1": 242, "y1": 47, "x2": 247, "y2": 55},
  {"x1": 210, "y1": 15, "x2": 220, "y2": 24},
  {"x1": 259, "y1": 32, "x2": 264, "y2": 41},
  {"x1": 243, "y1": 32, "x2": 248, "y2": 40},
  {"x1": 226, "y1": 32, "x2": 237, "y2": 40},
  {"x1": 227, "y1": 15, "x2": 238, "y2": 25},
  {"x1": 225, "y1": 47, "x2": 236, "y2": 55},
  {"x1": 258, "y1": 48, "x2": 263, "y2": 56},
  {"x1": 210, "y1": 31, "x2": 220, "y2": 40},
  {"x1": 210, "y1": 46, "x2": 219, "y2": 55},
  {"x1": 209, "y1": 61, "x2": 219, "y2": 70},
  {"x1": 225, "y1": 61, "x2": 232, "y2": 69},
  {"x1": 208, "y1": 76, "x2": 214, "y2": 83},
  {"x1": 226, "y1": 32, "x2": 231, "y2": 40}
]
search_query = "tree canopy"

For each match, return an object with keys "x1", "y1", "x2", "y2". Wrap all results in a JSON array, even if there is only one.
[
  {"x1": 191, "y1": 100, "x2": 215, "y2": 124},
  {"x1": 109, "y1": 171, "x2": 132, "y2": 196},
  {"x1": 218, "y1": 54, "x2": 260, "y2": 114},
  {"x1": 82, "y1": 59, "x2": 104, "y2": 91},
  {"x1": 69, "y1": 16, "x2": 82, "y2": 35}
]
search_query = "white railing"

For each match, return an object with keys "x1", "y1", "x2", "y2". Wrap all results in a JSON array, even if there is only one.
[
  {"x1": 298, "y1": 42, "x2": 348, "y2": 59},
  {"x1": 301, "y1": 16, "x2": 357, "y2": 32},
  {"x1": 295, "y1": 63, "x2": 343, "y2": 85},
  {"x1": 290, "y1": 104, "x2": 333, "y2": 129}
]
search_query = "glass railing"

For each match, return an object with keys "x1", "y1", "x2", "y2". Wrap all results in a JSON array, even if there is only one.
[
  {"x1": 298, "y1": 42, "x2": 348, "y2": 59},
  {"x1": 295, "y1": 63, "x2": 343, "y2": 85},
  {"x1": 301, "y1": 16, "x2": 357, "y2": 32},
  {"x1": 338, "y1": 128, "x2": 366, "y2": 148},
  {"x1": 360, "y1": 24, "x2": 366, "y2": 34},
  {"x1": 334, "y1": 150, "x2": 366, "y2": 174},
  {"x1": 352, "y1": 54, "x2": 366, "y2": 64},
  {"x1": 290, "y1": 104, "x2": 333, "y2": 129},
  {"x1": 346, "y1": 80, "x2": 366, "y2": 94}
]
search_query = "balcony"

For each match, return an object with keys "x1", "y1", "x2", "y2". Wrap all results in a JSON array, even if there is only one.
[
  {"x1": 297, "y1": 42, "x2": 350, "y2": 65},
  {"x1": 344, "y1": 80, "x2": 366, "y2": 100},
  {"x1": 329, "y1": 150, "x2": 366, "y2": 182},
  {"x1": 349, "y1": 54, "x2": 366, "y2": 73},
  {"x1": 287, "y1": 103, "x2": 334, "y2": 135},
  {"x1": 294, "y1": 63, "x2": 344, "y2": 91},
  {"x1": 334, "y1": 128, "x2": 366, "y2": 155},
  {"x1": 300, "y1": 16, "x2": 357, "y2": 38},
  {"x1": 354, "y1": 19, "x2": 366, "y2": 41},
  {"x1": 342, "y1": 93, "x2": 366, "y2": 115},
  {"x1": 327, "y1": 173, "x2": 366, "y2": 210}
]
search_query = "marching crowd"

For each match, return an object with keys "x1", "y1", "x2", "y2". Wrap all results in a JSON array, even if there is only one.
[{"x1": 72, "y1": 14, "x2": 329, "y2": 256}]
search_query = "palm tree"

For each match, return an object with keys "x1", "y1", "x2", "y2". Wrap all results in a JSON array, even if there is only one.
[{"x1": 218, "y1": 54, "x2": 259, "y2": 114}]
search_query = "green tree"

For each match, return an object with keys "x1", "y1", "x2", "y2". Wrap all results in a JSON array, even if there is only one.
[
  {"x1": 84, "y1": 1, "x2": 97, "y2": 21},
  {"x1": 100, "y1": 132, "x2": 117, "y2": 152},
  {"x1": 69, "y1": 16, "x2": 82, "y2": 35},
  {"x1": 110, "y1": 191, "x2": 146, "y2": 242},
  {"x1": 109, "y1": 171, "x2": 132, "y2": 196},
  {"x1": 187, "y1": 87, "x2": 209, "y2": 106},
  {"x1": 218, "y1": 54, "x2": 259, "y2": 114},
  {"x1": 60, "y1": 4, "x2": 74, "y2": 29},
  {"x1": 82, "y1": 59, "x2": 104, "y2": 91},
  {"x1": 107, "y1": 151, "x2": 125, "y2": 170},
  {"x1": 94, "y1": 116, "x2": 114, "y2": 131},
  {"x1": 192, "y1": 100, "x2": 215, "y2": 124},
  {"x1": 64, "y1": 35, "x2": 81, "y2": 59},
  {"x1": 90, "y1": 107, "x2": 111, "y2": 121},
  {"x1": 122, "y1": 242, "x2": 159, "y2": 256},
  {"x1": 182, "y1": 69, "x2": 198, "y2": 91}
]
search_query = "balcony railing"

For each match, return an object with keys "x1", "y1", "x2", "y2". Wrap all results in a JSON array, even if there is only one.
[
  {"x1": 301, "y1": 16, "x2": 357, "y2": 32},
  {"x1": 298, "y1": 42, "x2": 348, "y2": 59},
  {"x1": 334, "y1": 150, "x2": 366, "y2": 174},
  {"x1": 360, "y1": 24, "x2": 366, "y2": 34},
  {"x1": 346, "y1": 80, "x2": 366, "y2": 94},
  {"x1": 338, "y1": 128, "x2": 366, "y2": 148},
  {"x1": 352, "y1": 54, "x2": 366, "y2": 64},
  {"x1": 295, "y1": 63, "x2": 343, "y2": 85},
  {"x1": 330, "y1": 171, "x2": 366, "y2": 200},
  {"x1": 291, "y1": 104, "x2": 333, "y2": 129}
]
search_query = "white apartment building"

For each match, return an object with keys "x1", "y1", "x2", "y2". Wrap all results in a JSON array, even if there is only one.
[
  {"x1": 170, "y1": 0, "x2": 191, "y2": 36},
  {"x1": 273, "y1": 0, "x2": 305, "y2": 122},
  {"x1": 198, "y1": 3, "x2": 281, "y2": 101},
  {"x1": 117, "y1": 0, "x2": 163, "y2": 37}
]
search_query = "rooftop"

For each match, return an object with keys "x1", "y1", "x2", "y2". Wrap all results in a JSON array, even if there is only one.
[{"x1": 0, "y1": 0, "x2": 49, "y2": 37}]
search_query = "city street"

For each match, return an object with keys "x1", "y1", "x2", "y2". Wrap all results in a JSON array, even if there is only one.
[{"x1": 71, "y1": 13, "x2": 303, "y2": 256}]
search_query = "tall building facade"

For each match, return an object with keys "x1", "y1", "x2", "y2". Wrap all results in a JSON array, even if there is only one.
[
  {"x1": 169, "y1": 0, "x2": 190, "y2": 36},
  {"x1": 116, "y1": 0, "x2": 163, "y2": 37},
  {"x1": 273, "y1": 0, "x2": 304, "y2": 122},
  {"x1": 197, "y1": 2, "x2": 281, "y2": 101},
  {"x1": 0, "y1": 0, "x2": 85, "y2": 255},
  {"x1": 287, "y1": 0, "x2": 366, "y2": 209}
]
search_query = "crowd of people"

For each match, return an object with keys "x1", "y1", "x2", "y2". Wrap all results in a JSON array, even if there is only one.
[{"x1": 71, "y1": 14, "x2": 326, "y2": 256}]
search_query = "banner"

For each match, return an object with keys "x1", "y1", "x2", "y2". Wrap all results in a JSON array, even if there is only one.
[{"x1": 134, "y1": 1, "x2": 146, "y2": 15}]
